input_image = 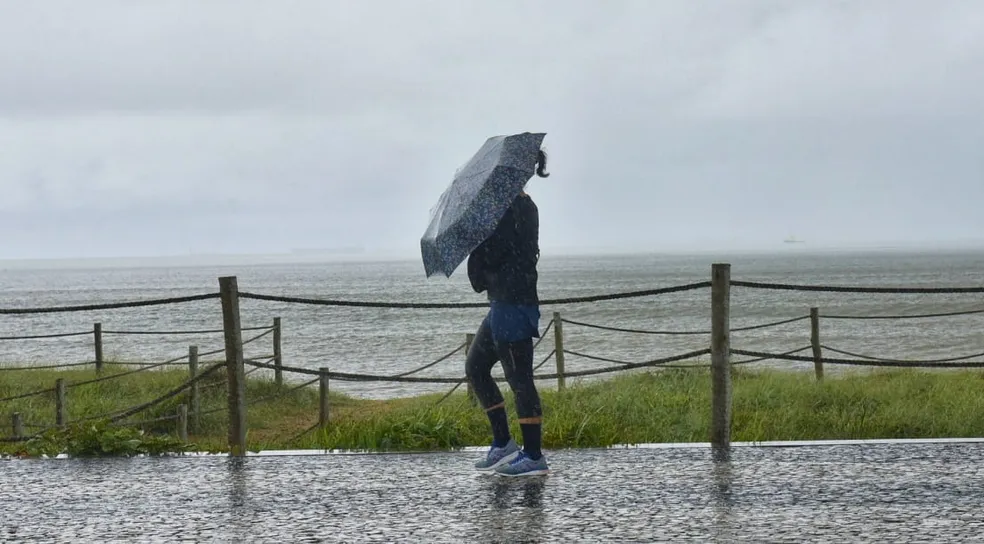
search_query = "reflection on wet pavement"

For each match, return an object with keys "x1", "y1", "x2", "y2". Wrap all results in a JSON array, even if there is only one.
[{"x1": 3, "y1": 442, "x2": 984, "y2": 542}]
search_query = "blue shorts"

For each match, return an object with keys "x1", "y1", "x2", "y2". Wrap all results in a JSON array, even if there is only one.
[{"x1": 487, "y1": 301, "x2": 541, "y2": 344}]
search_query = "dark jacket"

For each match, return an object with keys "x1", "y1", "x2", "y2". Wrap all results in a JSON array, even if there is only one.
[{"x1": 467, "y1": 194, "x2": 539, "y2": 305}]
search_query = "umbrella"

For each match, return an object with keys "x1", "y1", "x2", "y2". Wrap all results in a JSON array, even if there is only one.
[{"x1": 420, "y1": 131, "x2": 546, "y2": 278}]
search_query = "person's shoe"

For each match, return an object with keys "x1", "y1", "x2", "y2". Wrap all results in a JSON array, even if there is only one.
[
  {"x1": 474, "y1": 438, "x2": 521, "y2": 471},
  {"x1": 494, "y1": 450, "x2": 549, "y2": 477}
]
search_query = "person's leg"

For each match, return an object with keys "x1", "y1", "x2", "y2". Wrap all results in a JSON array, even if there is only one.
[
  {"x1": 493, "y1": 336, "x2": 548, "y2": 476},
  {"x1": 465, "y1": 315, "x2": 520, "y2": 469},
  {"x1": 496, "y1": 338, "x2": 543, "y2": 459}
]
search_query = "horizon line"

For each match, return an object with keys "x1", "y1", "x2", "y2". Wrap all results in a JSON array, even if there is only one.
[{"x1": 2, "y1": 241, "x2": 983, "y2": 268}]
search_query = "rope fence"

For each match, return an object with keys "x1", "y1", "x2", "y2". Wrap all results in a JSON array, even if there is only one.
[
  {"x1": 818, "y1": 346, "x2": 984, "y2": 365},
  {"x1": 733, "y1": 346, "x2": 813, "y2": 365},
  {"x1": 0, "y1": 293, "x2": 221, "y2": 315},
  {"x1": 731, "y1": 349, "x2": 984, "y2": 369},
  {"x1": 3, "y1": 276, "x2": 983, "y2": 317},
  {"x1": 101, "y1": 325, "x2": 272, "y2": 336},
  {"x1": 559, "y1": 315, "x2": 810, "y2": 336},
  {"x1": 0, "y1": 331, "x2": 92, "y2": 341},
  {"x1": 730, "y1": 280, "x2": 984, "y2": 294},
  {"x1": 390, "y1": 342, "x2": 467, "y2": 378},
  {"x1": 0, "y1": 360, "x2": 228, "y2": 446},
  {"x1": 0, "y1": 312, "x2": 286, "y2": 446},
  {"x1": 0, "y1": 361, "x2": 97, "y2": 372},
  {"x1": 819, "y1": 307, "x2": 984, "y2": 320},
  {"x1": 2, "y1": 267, "x2": 983, "y2": 455},
  {"x1": 0, "y1": 317, "x2": 281, "y2": 374},
  {"x1": 241, "y1": 348, "x2": 712, "y2": 383},
  {"x1": 235, "y1": 281, "x2": 713, "y2": 309}
]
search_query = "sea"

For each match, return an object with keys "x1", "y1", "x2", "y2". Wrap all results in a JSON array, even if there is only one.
[{"x1": 1, "y1": 249, "x2": 983, "y2": 399}]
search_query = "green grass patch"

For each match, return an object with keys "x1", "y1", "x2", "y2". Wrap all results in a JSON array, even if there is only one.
[{"x1": 3, "y1": 364, "x2": 984, "y2": 457}]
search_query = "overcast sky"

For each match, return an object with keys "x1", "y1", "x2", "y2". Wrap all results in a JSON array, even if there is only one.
[{"x1": 1, "y1": 0, "x2": 982, "y2": 261}]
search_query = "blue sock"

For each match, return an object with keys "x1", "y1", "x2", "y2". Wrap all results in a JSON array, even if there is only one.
[{"x1": 487, "y1": 406, "x2": 511, "y2": 447}]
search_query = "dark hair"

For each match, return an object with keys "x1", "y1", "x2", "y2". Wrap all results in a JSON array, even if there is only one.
[{"x1": 535, "y1": 149, "x2": 550, "y2": 178}]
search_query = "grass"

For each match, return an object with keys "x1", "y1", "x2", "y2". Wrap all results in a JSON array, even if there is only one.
[{"x1": 3, "y1": 363, "x2": 984, "y2": 457}]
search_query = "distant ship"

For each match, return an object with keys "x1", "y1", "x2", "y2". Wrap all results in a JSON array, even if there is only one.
[{"x1": 783, "y1": 236, "x2": 805, "y2": 244}]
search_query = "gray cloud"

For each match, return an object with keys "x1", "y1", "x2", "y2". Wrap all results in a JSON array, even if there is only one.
[{"x1": 1, "y1": 0, "x2": 982, "y2": 260}]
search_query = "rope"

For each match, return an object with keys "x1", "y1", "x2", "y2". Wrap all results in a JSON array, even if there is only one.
[
  {"x1": 820, "y1": 308, "x2": 984, "y2": 320},
  {"x1": 241, "y1": 328, "x2": 274, "y2": 346},
  {"x1": 390, "y1": 342, "x2": 466, "y2": 378},
  {"x1": 561, "y1": 319, "x2": 706, "y2": 336},
  {"x1": 65, "y1": 353, "x2": 190, "y2": 389},
  {"x1": 108, "y1": 362, "x2": 226, "y2": 422},
  {"x1": 285, "y1": 422, "x2": 321, "y2": 443},
  {"x1": 532, "y1": 349, "x2": 556, "y2": 371},
  {"x1": 533, "y1": 349, "x2": 712, "y2": 379},
  {"x1": 0, "y1": 386, "x2": 57, "y2": 403},
  {"x1": 434, "y1": 382, "x2": 465, "y2": 405},
  {"x1": 731, "y1": 280, "x2": 984, "y2": 294},
  {"x1": 561, "y1": 349, "x2": 707, "y2": 369},
  {"x1": 0, "y1": 293, "x2": 221, "y2": 315},
  {"x1": 70, "y1": 410, "x2": 129, "y2": 424},
  {"x1": 197, "y1": 379, "x2": 227, "y2": 392},
  {"x1": 101, "y1": 325, "x2": 272, "y2": 335},
  {"x1": 191, "y1": 405, "x2": 228, "y2": 417},
  {"x1": 198, "y1": 346, "x2": 226, "y2": 358},
  {"x1": 240, "y1": 342, "x2": 480, "y2": 381},
  {"x1": 559, "y1": 315, "x2": 809, "y2": 336},
  {"x1": 243, "y1": 348, "x2": 711, "y2": 383},
  {"x1": 732, "y1": 346, "x2": 813, "y2": 365},
  {"x1": 436, "y1": 349, "x2": 556, "y2": 405},
  {"x1": 99, "y1": 360, "x2": 189, "y2": 367},
  {"x1": 0, "y1": 331, "x2": 91, "y2": 341},
  {"x1": 65, "y1": 362, "x2": 225, "y2": 424},
  {"x1": 819, "y1": 345, "x2": 984, "y2": 364},
  {"x1": 563, "y1": 350, "x2": 638, "y2": 366},
  {"x1": 0, "y1": 361, "x2": 96, "y2": 372},
  {"x1": 247, "y1": 377, "x2": 320, "y2": 407},
  {"x1": 731, "y1": 348, "x2": 984, "y2": 368},
  {"x1": 732, "y1": 316, "x2": 812, "y2": 332},
  {"x1": 533, "y1": 319, "x2": 553, "y2": 349},
  {"x1": 118, "y1": 413, "x2": 181, "y2": 426},
  {"x1": 237, "y1": 281, "x2": 712, "y2": 309},
  {"x1": 0, "y1": 436, "x2": 34, "y2": 443}
]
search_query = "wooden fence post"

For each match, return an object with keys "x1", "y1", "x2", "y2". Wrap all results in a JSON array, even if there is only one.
[
  {"x1": 188, "y1": 345, "x2": 200, "y2": 434},
  {"x1": 319, "y1": 367, "x2": 330, "y2": 428},
  {"x1": 810, "y1": 307, "x2": 824, "y2": 382},
  {"x1": 553, "y1": 312, "x2": 566, "y2": 391},
  {"x1": 93, "y1": 322, "x2": 104, "y2": 374},
  {"x1": 12, "y1": 413, "x2": 22, "y2": 439},
  {"x1": 273, "y1": 317, "x2": 283, "y2": 387},
  {"x1": 55, "y1": 378, "x2": 66, "y2": 428},
  {"x1": 177, "y1": 404, "x2": 188, "y2": 442},
  {"x1": 219, "y1": 276, "x2": 248, "y2": 457},
  {"x1": 710, "y1": 263, "x2": 732, "y2": 454},
  {"x1": 464, "y1": 333, "x2": 477, "y2": 406}
]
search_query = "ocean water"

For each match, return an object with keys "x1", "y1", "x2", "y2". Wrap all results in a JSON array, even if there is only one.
[{"x1": 1, "y1": 250, "x2": 983, "y2": 399}]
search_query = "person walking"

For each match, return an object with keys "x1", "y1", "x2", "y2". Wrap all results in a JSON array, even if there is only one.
[{"x1": 465, "y1": 148, "x2": 550, "y2": 477}]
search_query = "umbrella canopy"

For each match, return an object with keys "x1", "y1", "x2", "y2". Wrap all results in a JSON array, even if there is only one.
[{"x1": 421, "y1": 132, "x2": 546, "y2": 278}]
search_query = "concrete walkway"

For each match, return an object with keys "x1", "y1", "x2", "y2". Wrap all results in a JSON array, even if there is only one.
[{"x1": 2, "y1": 440, "x2": 983, "y2": 542}]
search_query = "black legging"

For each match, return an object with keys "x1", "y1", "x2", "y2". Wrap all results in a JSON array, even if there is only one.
[{"x1": 465, "y1": 314, "x2": 542, "y2": 418}]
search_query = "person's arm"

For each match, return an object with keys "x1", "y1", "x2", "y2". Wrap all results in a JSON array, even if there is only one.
[
  {"x1": 475, "y1": 205, "x2": 517, "y2": 273},
  {"x1": 467, "y1": 244, "x2": 488, "y2": 293},
  {"x1": 515, "y1": 198, "x2": 539, "y2": 270}
]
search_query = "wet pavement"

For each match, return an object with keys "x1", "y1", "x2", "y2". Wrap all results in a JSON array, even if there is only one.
[{"x1": 2, "y1": 440, "x2": 984, "y2": 542}]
